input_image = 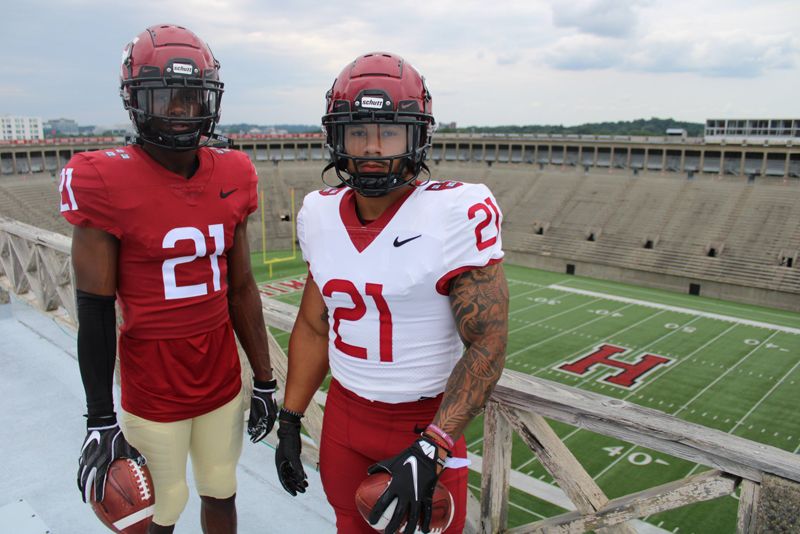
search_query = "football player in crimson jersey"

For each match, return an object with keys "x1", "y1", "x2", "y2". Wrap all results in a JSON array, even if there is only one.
[
  {"x1": 62, "y1": 25, "x2": 278, "y2": 533},
  {"x1": 274, "y1": 52, "x2": 509, "y2": 534}
]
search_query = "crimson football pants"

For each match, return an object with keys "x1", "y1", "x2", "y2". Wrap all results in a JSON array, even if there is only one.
[{"x1": 320, "y1": 379, "x2": 467, "y2": 534}]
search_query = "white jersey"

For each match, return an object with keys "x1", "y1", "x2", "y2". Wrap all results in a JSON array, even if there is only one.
[{"x1": 298, "y1": 180, "x2": 504, "y2": 403}]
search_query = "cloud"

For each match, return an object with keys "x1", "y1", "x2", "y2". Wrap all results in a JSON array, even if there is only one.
[
  {"x1": 551, "y1": 0, "x2": 643, "y2": 38},
  {"x1": 629, "y1": 32, "x2": 798, "y2": 77},
  {"x1": 2, "y1": 0, "x2": 799, "y2": 126},
  {"x1": 544, "y1": 29, "x2": 798, "y2": 78},
  {"x1": 0, "y1": 85, "x2": 25, "y2": 98},
  {"x1": 544, "y1": 35, "x2": 625, "y2": 70}
]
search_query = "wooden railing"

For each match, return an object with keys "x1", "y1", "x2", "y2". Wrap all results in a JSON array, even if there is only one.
[
  {"x1": 482, "y1": 373, "x2": 800, "y2": 533},
  {"x1": 2, "y1": 217, "x2": 799, "y2": 533}
]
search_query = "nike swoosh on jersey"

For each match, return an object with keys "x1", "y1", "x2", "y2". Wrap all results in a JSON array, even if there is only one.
[
  {"x1": 220, "y1": 188, "x2": 238, "y2": 198},
  {"x1": 403, "y1": 456, "x2": 419, "y2": 500},
  {"x1": 393, "y1": 235, "x2": 422, "y2": 247}
]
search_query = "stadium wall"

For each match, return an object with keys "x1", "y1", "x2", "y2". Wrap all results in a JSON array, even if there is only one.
[
  {"x1": 2, "y1": 137, "x2": 799, "y2": 309},
  {"x1": 505, "y1": 251, "x2": 800, "y2": 313}
]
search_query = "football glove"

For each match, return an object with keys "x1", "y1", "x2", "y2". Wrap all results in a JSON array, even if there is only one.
[
  {"x1": 77, "y1": 414, "x2": 145, "y2": 503},
  {"x1": 247, "y1": 379, "x2": 278, "y2": 443},
  {"x1": 275, "y1": 408, "x2": 308, "y2": 496},
  {"x1": 367, "y1": 436, "x2": 448, "y2": 534}
]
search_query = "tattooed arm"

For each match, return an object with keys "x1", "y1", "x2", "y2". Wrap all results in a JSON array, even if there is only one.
[
  {"x1": 282, "y1": 276, "x2": 331, "y2": 414},
  {"x1": 432, "y1": 263, "x2": 509, "y2": 440}
]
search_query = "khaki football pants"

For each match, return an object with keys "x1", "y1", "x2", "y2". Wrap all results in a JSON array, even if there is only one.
[{"x1": 121, "y1": 391, "x2": 244, "y2": 526}]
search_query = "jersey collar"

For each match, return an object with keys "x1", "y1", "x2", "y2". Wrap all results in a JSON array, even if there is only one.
[{"x1": 339, "y1": 187, "x2": 416, "y2": 253}]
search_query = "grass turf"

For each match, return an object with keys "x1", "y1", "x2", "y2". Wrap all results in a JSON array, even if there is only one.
[{"x1": 252, "y1": 253, "x2": 800, "y2": 533}]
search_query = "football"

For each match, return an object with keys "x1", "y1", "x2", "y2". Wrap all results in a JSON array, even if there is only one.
[
  {"x1": 355, "y1": 472, "x2": 454, "y2": 533},
  {"x1": 90, "y1": 458, "x2": 155, "y2": 534}
]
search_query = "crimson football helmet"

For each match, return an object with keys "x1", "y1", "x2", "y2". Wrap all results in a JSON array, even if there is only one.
[
  {"x1": 322, "y1": 52, "x2": 435, "y2": 197},
  {"x1": 120, "y1": 24, "x2": 224, "y2": 150}
]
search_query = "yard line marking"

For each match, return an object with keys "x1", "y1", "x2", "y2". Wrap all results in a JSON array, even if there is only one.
[
  {"x1": 524, "y1": 308, "x2": 667, "y2": 369},
  {"x1": 592, "y1": 443, "x2": 639, "y2": 482},
  {"x1": 550, "y1": 285, "x2": 800, "y2": 335},
  {"x1": 673, "y1": 332, "x2": 780, "y2": 417},
  {"x1": 595, "y1": 334, "x2": 780, "y2": 482},
  {"x1": 509, "y1": 277, "x2": 574, "y2": 288},
  {"x1": 729, "y1": 356, "x2": 800, "y2": 434},
  {"x1": 510, "y1": 284, "x2": 554, "y2": 301},
  {"x1": 469, "y1": 481, "x2": 549, "y2": 520},
  {"x1": 556, "y1": 278, "x2": 800, "y2": 323},
  {"x1": 573, "y1": 315, "x2": 703, "y2": 389},
  {"x1": 622, "y1": 323, "x2": 739, "y2": 398},
  {"x1": 511, "y1": 309, "x2": 672, "y2": 469},
  {"x1": 507, "y1": 300, "x2": 624, "y2": 357},
  {"x1": 508, "y1": 500, "x2": 549, "y2": 520},
  {"x1": 507, "y1": 298, "x2": 604, "y2": 338}
]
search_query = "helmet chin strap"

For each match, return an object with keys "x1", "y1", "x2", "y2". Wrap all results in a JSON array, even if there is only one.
[
  {"x1": 134, "y1": 116, "x2": 227, "y2": 151},
  {"x1": 322, "y1": 159, "x2": 429, "y2": 197}
]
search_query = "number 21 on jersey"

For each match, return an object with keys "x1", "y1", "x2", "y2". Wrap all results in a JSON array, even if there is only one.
[{"x1": 162, "y1": 224, "x2": 225, "y2": 300}]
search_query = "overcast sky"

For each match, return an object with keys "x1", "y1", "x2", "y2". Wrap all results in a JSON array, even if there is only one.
[{"x1": 2, "y1": 0, "x2": 798, "y2": 127}]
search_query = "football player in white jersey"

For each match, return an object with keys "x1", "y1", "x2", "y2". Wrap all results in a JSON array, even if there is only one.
[{"x1": 274, "y1": 52, "x2": 509, "y2": 534}]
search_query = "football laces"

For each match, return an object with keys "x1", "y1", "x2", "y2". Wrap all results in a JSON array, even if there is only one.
[{"x1": 128, "y1": 460, "x2": 152, "y2": 501}]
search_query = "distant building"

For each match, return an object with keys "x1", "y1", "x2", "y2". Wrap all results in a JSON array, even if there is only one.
[
  {"x1": 704, "y1": 118, "x2": 800, "y2": 143},
  {"x1": 1, "y1": 116, "x2": 44, "y2": 141},
  {"x1": 44, "y1": 117, "x2": 79, "y2": 136}
]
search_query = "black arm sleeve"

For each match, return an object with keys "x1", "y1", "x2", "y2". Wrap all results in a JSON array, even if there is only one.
[{"x1": 76, "y1": 290, "x2": 117, "y2": 418}]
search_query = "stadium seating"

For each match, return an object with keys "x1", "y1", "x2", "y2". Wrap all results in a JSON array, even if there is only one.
[{"x1": 2, "y1": 158, "x2": 799, "y2": 308}]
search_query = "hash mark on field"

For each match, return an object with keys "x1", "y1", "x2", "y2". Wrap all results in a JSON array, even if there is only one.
[
  {"x1": 673, "y1": 332, "x2": 779, "y2": 417},
  {"x1": 729, "y1": 355, "x2": 800, "y2": 433},
  {"x1": 557, "y1": 277, "x2": 799, "y2": 324},
  {"x1": 550, "y1": 285, "x2": 800, "y2": 335},
  {"x1": 603, "y1": 331, "x2": 780, "y2": 483},
  {"x1": 508, "y1": 297, "x2": 605, "y2": 338},
  {"x1": 624, "y1": 323, "x2": 738, "y2": 399},
  {"x1": 507, "y1": 300, "x2": 628, "y2": 358}
]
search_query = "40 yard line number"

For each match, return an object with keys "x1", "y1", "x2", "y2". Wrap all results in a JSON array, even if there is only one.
[{"x1": 602, "y1": 446, "x2": 670, "y2": 466}]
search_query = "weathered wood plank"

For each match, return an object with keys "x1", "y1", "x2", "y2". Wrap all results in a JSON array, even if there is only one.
[
  {"x1": 737, "y1": 479, "x2": 759, "y2": 534},
  {"x1": 3, "y1": 235, "x2": 30, "y2": 294},
  {"x1": 266, "y1": 331, "x2": 324, "y2": 449},
  {"x1": 0, "y1": 217, "x2": 71, "y2": 253},
  {"x1": 465, "y1": 488, "x2": 481, "y2": 534},
  {"x1": 33, "y1": 248, "x2": 59, "y2": 311},
  {"x1": 492, "y1": 371, "x2": 800, "y2": 483},
  {"x1": 261, "y1": 296, "x2": 300, "y2": 332},
  {"x1": 37, "y1": 245, "x2": 72, "y2": 287},
  {"x1": 499, "y1": 405, "x2": 637, "y2": 534},
  {"x1": 500, "y1": 405, "x2": 608, "y2": 511},
  {"x1": 481, "y1": 400, "x2": 512, "y2": 533},
  {"x1": 509, "y1": 470, "x2": 738, "y2": 533}
]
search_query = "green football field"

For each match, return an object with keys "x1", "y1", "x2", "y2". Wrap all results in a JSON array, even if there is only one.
[{"x1": 251, "y1": 253, "x2": 800, "y2": 533}]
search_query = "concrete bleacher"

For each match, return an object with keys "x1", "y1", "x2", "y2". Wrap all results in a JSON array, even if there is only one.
[
  {"x1": 2, "y1": 156, "x2": 799, "y2": 310},
  {"x1": 0, "y1": 174, "x2": 69, "y2": 236},
  {"x1": 433, "y1": 162, "x2": 800, "y2": 310}
]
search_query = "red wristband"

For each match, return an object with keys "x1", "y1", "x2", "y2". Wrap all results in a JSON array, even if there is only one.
[{"x1": 425, "y1": 423, "x2": 455, "y2": 450}]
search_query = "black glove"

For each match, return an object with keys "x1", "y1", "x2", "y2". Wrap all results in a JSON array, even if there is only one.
[
  {"x1": 275, "y1": 408, "x2": 308, "y2": 496},
  {"x1": 247, "y1": 379, "x2": 278, "y2": 443},
  {"x1": 77, "y1": 414, "x2": 145, "y2": 503},
  {"x1": 367, "y1": 437, "x2": 448, "y2": 534}
]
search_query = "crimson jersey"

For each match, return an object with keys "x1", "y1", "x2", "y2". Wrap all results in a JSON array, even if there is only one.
[
  {"x1": 59, "y1": 145, "x2": 258, "y2": 420},
  {"x1": 298, "y1": 180, "x2": 503, "y2": 403}
]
